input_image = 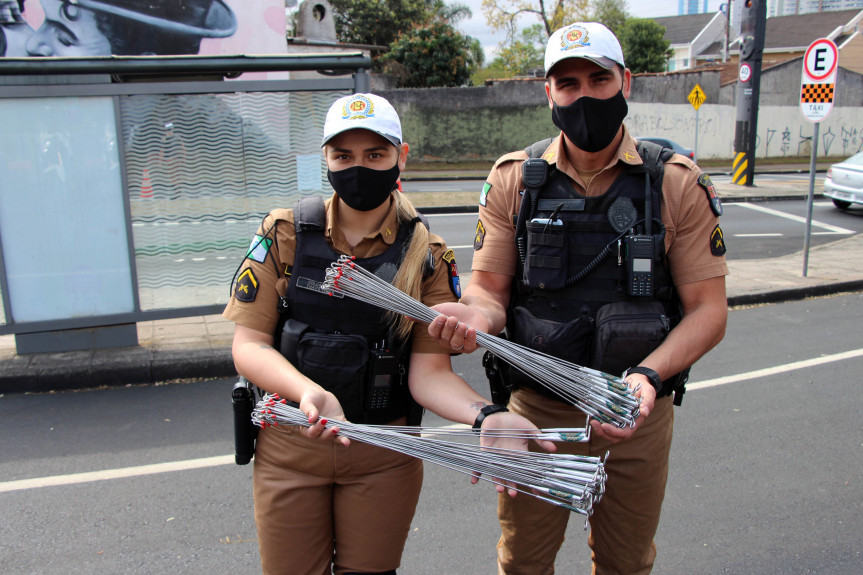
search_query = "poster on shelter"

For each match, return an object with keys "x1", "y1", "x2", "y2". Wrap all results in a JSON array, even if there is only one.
[{"x1": 0, "y1": 0, "x2": 288, "y2": 58}]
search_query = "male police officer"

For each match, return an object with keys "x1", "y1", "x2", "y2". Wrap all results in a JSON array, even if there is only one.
[{"x1": 429, "y1": 22, "x2": 728, "y2": 574}]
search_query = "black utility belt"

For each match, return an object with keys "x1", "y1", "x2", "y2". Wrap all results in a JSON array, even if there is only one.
[{"x1": 278, "y1": 318, "x2": 410, "y2": 424}]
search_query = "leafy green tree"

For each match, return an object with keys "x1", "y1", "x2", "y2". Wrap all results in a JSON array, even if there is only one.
[
  {"x1": 329, "y1": 0, "x2": 430, "y2": 48},
  {"x1": 381, "y1": 20, "x2": 481, "y2": 87},
  {"x1": 618, "y1": 18, "x2": 672, "y2": 73},
  {"x1": 590, "y1": 0, "x2": 628, "y2": 38},
  {"x1": 481, "y1": 0, "x2": 590, "y2": 43},
  {"x1": 486, "y1": 23, "x2": 545, "y2": 77}
]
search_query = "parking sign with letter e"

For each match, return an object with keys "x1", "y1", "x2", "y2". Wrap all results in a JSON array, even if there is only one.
[{"x1": 800, "y1": 38, "x2": 838, "y2": 123}]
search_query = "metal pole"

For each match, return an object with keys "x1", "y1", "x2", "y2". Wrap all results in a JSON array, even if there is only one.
[
  {"x1": 694, "y1": 107, "x2": 700, "y2": 161},
  {"x1": 802, "y1": 122, "x2": 819, "y2": 277}
]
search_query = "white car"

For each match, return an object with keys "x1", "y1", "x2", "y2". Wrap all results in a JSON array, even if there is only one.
[{"x1": 824, "y1": 152, "x2": 863, "y2": 209}]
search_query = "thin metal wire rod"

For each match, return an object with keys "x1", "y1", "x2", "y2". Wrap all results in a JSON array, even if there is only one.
[
  {"x1": 252, "y1": 395, "x2": 606, "y2": 515},
  {"x1": 319, "y1": 256, "x2": 640, "y2": 428}
]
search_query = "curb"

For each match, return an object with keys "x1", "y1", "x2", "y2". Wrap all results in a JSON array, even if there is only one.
[{"x1": 3, "y1": 282, "x2": 861, "y2": 395}]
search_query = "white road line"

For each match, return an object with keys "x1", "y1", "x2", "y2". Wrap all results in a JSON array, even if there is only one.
[
  {"x1": 687, "y1": 348, "x2": 863, "y2": 391},
  {"x1": 0, "y1": 455, "x2": 233, "y2": 494},
  {"x1": 734, "y1": 233, "x2": 783, "y2": 237},
  {"x1": 5, "y1": 349, "x2": 861, "y2": 494},
  {"x1": 731, "y1": 202, "x2": 854, "y2": 234}
]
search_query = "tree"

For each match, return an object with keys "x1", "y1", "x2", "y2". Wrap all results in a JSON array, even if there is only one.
[
  {"x1": 381, "y1": 20, "x2": 481, "y2": 87},
  {"x1": 481, "y1": 0, "x2": 590, "y2": 44},
  {"x1": 618, "y1": 18, "x2": 672, "y2": 74},
  {"x1": 329, "y1": 0, "x2": 430, "y2": 48},
  {"x1": 590, "y1": 0, "x2": 628, "y2": 38},
  {"x1": 486, "y1": 23, "x2": 545, "y2": 77}
]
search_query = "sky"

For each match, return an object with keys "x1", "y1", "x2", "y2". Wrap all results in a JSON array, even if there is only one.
[{"x1": 455, "y1": 0, "x2": 726, "y2": 61}]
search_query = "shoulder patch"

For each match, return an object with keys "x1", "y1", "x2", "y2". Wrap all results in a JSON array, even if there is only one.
[
  {"x1": 474, "y1": 219, "x2": 486, "y2": 250},
  {"x1": 698, "y1": 173, "x2": 723, "y2": 216},
  {"x1": 479, "y1": 182, "x2": 491, "y2": 207},
  {"x1": 235, "y1": 268, "x2": 259, "y2": 302},
  {"x1": 441, "y1": 249, "x2": 462, "y2": 299},
  {"x1": 246, "y1": 235, "x2": 273, "y2": 263},
  {"x1": 710, "y1": 225, "x2": 726, "y2": 257}
]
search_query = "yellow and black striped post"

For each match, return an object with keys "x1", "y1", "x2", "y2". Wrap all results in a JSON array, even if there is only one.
[{"x1": 732, "y1": 153, "x2": 749, "y2": 185}]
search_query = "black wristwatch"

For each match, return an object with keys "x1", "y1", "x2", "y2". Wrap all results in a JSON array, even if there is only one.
[
  {"x1": 623, "y1": 366, "x2": 662, "y2": 393},
  {"x1": 473, "y1": 404, "x2": 509, "y2": 431}
]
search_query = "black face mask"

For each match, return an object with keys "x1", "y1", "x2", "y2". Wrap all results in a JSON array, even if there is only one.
[
  {"x1": 551, "y1": 90, "x2": 629, "y2": 153},
  {"x1": 327, "y1": 163, "x2": 400, "y2": 212}
]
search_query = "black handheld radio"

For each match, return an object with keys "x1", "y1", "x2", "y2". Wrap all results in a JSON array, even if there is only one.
[
  {"x1": 624, "y1": 235, "x2": 654, "y2": 296},
  {"x1": 365, "y1": 347, "x2": 397, "y2": 411}
]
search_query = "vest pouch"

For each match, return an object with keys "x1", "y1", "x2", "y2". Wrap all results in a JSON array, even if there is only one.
[
  {"x1": 507, "y1": 305, "x2": 594, "y2": 395},
  {"x1": 591, "y1": 301, "x2": 671, "y2": 377},
  {"x1": 523, "y1": 219, "x2": 568, "y2": 291},
  {"x1": 296, "y1": 332, "x2": 369, "y2": 421}
]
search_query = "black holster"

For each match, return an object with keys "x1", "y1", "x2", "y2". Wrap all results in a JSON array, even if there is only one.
[{"x1": 231, "y1": 377, "x2": 258, "y2": 465}]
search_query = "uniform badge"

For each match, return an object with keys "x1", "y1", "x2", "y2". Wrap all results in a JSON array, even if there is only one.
[
  {"x1": 698, "y1": 173, "x2": 723, "y2": 216},
  {"x1": 235, "y1": 268, "x2": 258, "y2": 302},
  {"x1": 474, "y1": 219, "x2": 486, "y2": 250},
  {"x1": 608, "y1": 197, "x2": 638, "y2": 233},
  {"x1": 246, "y1": 235, "x2": 272, "y2": 263},
  {"x1": 479, "y1": 182, "x2": 491, "y2": 207},
  {"x1": 441, "y1": 249, "x2": 462, "y2": 299},
  {"x1": 710, "y1": 225, "x2": 726, "y2": 256}
]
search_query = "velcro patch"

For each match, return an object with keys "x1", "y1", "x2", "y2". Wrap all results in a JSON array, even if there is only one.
[
  {"x1": 246, "y1": 235, "x2": 272, "y2": 263},
  {"x1": 235, "y1": 268, "x2": 258, "y2": 302},
  {"x1": 698, "y1": 173, "x2": 723, "y2": 216},
  {"x1": 479, "y1": 182, "x2": 491, "y2": 207},
  {"x1": 441, "y1": 249, "x2": 462, "y2": 299},
  {"x1": 474, "y1": 219, "x2": 486, "y2": 250},
  {"x1": 710, "y1": 225, "x2": 726, "y2": 256}
]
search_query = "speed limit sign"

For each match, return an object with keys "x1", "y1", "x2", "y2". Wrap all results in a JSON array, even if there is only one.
[{"x1": 800, "y1": 38, "x2": 838, "y2": 123}]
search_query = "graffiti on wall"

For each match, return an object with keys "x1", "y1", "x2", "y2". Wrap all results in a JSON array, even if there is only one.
[{"x1": 0, "y1": 0, "x2": 287, "y2": 57}]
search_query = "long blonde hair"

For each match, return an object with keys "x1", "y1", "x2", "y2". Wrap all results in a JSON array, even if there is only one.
[{"x1": 389, "y1": 191, "x2": 431, "y2": 342}]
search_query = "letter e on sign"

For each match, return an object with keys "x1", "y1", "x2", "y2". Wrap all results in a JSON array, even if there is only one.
[{"x1": 800, "y1": 38, "x2": 838, "y2": 123}]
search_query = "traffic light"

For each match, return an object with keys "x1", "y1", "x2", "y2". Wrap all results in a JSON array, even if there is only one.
[{"x1": 732, "y1": 0, "x2": 767, "y2": 186}]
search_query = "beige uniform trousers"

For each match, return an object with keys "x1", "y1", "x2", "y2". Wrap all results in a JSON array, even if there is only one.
[
  {"x1": 253, "y1": 425, "x2": 423, "y2": 575},
  {"x1": 497, "y1": 388, "x2": 674, "y2": 575}
]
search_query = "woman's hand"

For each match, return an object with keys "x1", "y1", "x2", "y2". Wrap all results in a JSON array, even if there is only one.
[{"x1": 299, "y1": 388, "x2": 351, "y2": 447}]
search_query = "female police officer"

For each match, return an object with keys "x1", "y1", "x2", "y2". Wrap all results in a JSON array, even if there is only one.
[{"x1": 223, "y1": 93, "x2": 554, "y2": 575}]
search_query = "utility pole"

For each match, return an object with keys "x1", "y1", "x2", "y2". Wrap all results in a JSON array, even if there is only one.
[{"x1": 731, "y1": 0, "x2": 767, "y2": 186}]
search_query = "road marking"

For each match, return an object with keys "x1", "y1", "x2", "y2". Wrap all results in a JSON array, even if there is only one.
[
  {"x1": 0, "y1": 455, "x2": 233, "y2": 494},
  {"x1": 731, "y1": 202, "x2": 854, "y2": 234},
  {"x1": 5, "y1": 348, "x2": 861, "y2": 493},
  {"x1": 734, "y1": 233, "x2": 783, "y2": 237},
  {"x1": 687, "y1": 348, "x2": 863, "y2": 391}
]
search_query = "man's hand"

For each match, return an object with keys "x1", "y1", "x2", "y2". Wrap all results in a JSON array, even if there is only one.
[{"x1": 589, "y1": 372, "x2": 657, "y2": 444}]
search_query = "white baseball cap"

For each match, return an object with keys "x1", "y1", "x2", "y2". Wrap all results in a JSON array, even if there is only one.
[
  {"x1": 321, "y1": 93, "x2": 402, "y2": 147},
  {"x1": 544, "y1": 22, "x2": 625, "y2": 77}
]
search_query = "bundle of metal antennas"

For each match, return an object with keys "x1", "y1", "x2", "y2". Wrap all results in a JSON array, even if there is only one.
[
  {"x1": 321, "y1": 255, "x2": 642, "y2": 429},
  {"x1": 252, "y1": 393, "x2": 607, "y2": 516}
]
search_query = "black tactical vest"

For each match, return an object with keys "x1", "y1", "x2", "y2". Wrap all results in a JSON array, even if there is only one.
[
  {"x1": 279, "y1": 197, "x2": 419, "y2": 423},
  {"x1": 505, "y1": 139, "x2": 688, "y2": 402}
]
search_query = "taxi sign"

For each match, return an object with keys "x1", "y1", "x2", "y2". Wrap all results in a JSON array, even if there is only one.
[
  {"x1": 687, "y1": 84, "x2": 706, "y2": 111},
  {"x1": 800, "y1": 38, "x2": 838, "y2": 123}
]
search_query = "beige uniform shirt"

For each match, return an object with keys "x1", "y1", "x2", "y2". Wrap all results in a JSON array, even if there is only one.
[
  {"x1": 223, "y1": 195, "x2": 459, "y2": 354},
  {"x1": 473, "y1": 126, "x2": 729, "y2": 286}
]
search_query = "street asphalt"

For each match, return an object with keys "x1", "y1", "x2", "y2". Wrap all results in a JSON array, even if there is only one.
[{"x1": 2, "y1": 165, "x2": 862, "y2": 394}]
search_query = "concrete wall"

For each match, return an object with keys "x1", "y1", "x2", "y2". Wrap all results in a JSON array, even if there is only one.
[{"x1": 376, "y1": 62, "x2": 863, "y2": 162}]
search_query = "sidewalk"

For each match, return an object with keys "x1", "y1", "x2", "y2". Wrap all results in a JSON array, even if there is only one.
[{"x1": 2, "y1": 171, "x2": 862, "y2": 394}]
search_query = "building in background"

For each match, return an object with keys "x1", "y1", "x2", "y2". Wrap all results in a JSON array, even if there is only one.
[{"x1": 769, "y1": 0, "x2": 863, "y2": 17}]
